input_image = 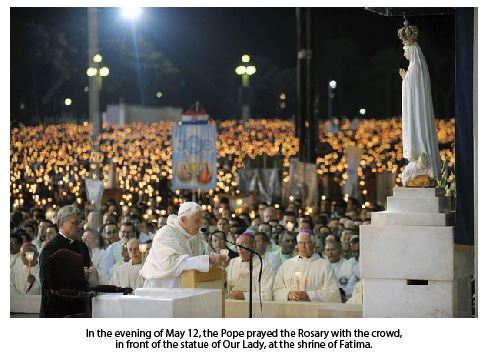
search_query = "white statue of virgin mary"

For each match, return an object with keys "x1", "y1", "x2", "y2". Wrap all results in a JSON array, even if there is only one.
[{"x1": 398, "y1": 24, "x2": 441, "y2": 186}]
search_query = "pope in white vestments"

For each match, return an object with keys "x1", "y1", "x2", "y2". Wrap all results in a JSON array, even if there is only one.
[
  {"x1": 226, "y1": 233, "x2": 274, "y2": 301},
  {"x1": 273, "y1": 230, "x2": 341, "y2": 303},
  {"x1": 140, "y1": 202, "x2": 228, "y2": 288}
]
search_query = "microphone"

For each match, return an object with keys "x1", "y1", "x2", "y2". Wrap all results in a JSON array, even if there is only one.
[
  {"x1": 226, "y1": 238, "x2": 265, "y2": 318},
  {"x1": 225, "y1": 239, "x2": 264, "y2": 282}
]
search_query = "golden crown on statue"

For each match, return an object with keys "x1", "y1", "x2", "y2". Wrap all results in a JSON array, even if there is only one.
[{"x1": 398, "y1": 25, "x2": 418, "y2": 46}]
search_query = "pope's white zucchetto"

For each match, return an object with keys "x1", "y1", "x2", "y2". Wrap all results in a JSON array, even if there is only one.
[{"x1": 178, "y1": 202, "x2": 203, "y2": 218}]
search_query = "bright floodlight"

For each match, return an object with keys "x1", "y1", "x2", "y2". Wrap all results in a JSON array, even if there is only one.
[
  {"x1": 359, "y1": 108, "x2": 366, "y2": 115},
  {"x1": 156, "y1": 91, "x2": 163, "y2": 98},
  {"x1": 245, "y1": 66, "x2": 256, "y2": 75},
  {"x1": 121, "y1": 7, "x2": 142, "y2": 21},
  {"x1": 93, "y1": 54, "x2": 103, "y2": 63},
  {"x1": 242, "y1": 54, "x2": 250, "y2": 63},
  {"x1": 235, "y1": 65, "x2": 246, "y2": 75},
  {"x1": 99, "y1": 66, "x2": 110, "y2": 77},
  {"x1": 329, "y1": 80, "x2": 337, "y2": 89},
  {"x1": 64, "y1": 98, "x2": 72, "y2": 106},
  {"x1": 87, "y1": 67, "x2": 97, "y2": 77}
]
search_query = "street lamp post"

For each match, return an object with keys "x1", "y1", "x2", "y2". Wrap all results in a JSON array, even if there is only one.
[
  {"x1": 235, "y1": 54, "x2": 256, "y2": 121},
  {"x1": 327, "y1": 80, "x2": 336, "y2": 119},
  {"x1": 87, "y1": 8, "x2": 111, "y2": 182},
  {"x1": 87, "y1": 55, "x2": 110, "y2": 181},
  {"x1": 87, "y1": 8, "x2": 104, "y2": 181}
]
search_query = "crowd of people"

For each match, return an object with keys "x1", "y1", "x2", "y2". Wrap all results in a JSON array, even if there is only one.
[
  {"x1": 10, "y1": 118, "x2": 455, "y2": 210},
  {"x1": 10, "y1": 191, "x2": 370, "y2": 316},
  {"x1": 10, "y1": 117, "x2": 455, "y2": 317}
]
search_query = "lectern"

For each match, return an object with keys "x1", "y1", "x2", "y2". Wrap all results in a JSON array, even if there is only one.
[{"x1": 181, "y1": 266, "x2": 226, "y2": 317}]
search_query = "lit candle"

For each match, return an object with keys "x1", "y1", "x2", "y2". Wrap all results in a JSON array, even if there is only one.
[
  {"x1": 293, "y1": 272, "x2": 302, "y2": 291},
  {"x1": 25, "y1": 251, "x2": 35, "y2": 275},
  {"x1": 139, "y1": 243, "x2": 148, "y2": 263}
]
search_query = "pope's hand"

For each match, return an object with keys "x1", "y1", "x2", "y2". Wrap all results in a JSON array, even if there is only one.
[
  {"x1": 399, "y1": 68, "x2": 406, "y2": 79},
  {"x1": 209, "y1": 254, "x2": 229, "y2": 266}
]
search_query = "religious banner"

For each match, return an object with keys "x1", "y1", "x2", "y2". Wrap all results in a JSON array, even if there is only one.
[
  {"x1": 172, "y1": 121, "x2": 217, "y2": 190},
  {"x1": 343, "y1": 145, "x2": 363, "y2": 199},
  {"x1": 286, "y1": 159, "x2": 318, "y2": 209},
  {"x1": 324, "y1": 118, "x2": 340, "y2": 133},
  {"x1": 238, "y1": 169, "x2": 281, "y2": 204},
  {"x1": 85, "y1": 178, "x2": 104, "y2": 210}
]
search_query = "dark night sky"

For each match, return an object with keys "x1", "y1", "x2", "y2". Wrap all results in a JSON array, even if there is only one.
[{"x1": 10, "y1": 7, "x2": 455, "y2": 122}]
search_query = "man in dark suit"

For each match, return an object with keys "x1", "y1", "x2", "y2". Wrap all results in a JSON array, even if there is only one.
[{"x1": 39, "y1": 205, "x2": 91, "y2": 317}]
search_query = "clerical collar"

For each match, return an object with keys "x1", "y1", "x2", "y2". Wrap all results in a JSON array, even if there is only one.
[{"x1": 60, "y1": 232, "x2": 75, "y2": 244}]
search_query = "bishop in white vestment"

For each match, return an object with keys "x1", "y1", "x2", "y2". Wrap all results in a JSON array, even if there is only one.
[{"x1": 273, "y1": 230, "x2": 341, "y2": 303}]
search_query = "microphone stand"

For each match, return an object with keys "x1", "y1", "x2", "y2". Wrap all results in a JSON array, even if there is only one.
[{"x1": 226, "y1": 239, "x2": 263, "y2": 318}]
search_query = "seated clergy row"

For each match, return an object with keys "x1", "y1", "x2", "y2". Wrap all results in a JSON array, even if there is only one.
[
  {"x1": 11, "y1": 203, "x2": 358, "y2": 309},
  {"x1": 225, "y1": 230, "x2": 344, "y2": 303}
]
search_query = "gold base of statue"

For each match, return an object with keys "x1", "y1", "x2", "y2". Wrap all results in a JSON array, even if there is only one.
[{"x1": 405, "y1": 174, "x2": 437, "y2": 188}]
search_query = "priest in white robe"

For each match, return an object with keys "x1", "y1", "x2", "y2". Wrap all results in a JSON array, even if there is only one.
[
  {"x1": 10, "y1": 243, "x2": 41, "y2": 295},
  {"x1": 398, "y1": 24, "x2": 441, "y2": 184},
  {"x1": 343, "y1": 236, "x2": 360, "y2": 299},
  {"x1": 82, "y1": 228, "x2": 107, "y2": 283},
  {"x1": 325, "y1": 240, "x2": 354, "y2": 301},
  {"x1": 111, "y1": 238, "x2": 144, "y2": 291},
  {"x1": 226, "y1": 232, "x2": 274, "y2": 301},
  {"x1": 140, "y1": 202, "x2": 227, "y2": 288},
  {"x1": 10, "y1": 233, "x2": 23, "y2": 269},
  {"x1": 100, "y1": 222, "x2": 137, "y2": 280},
  {"x1": 254, "y1": 231, "x2": 281, "y2": 275},
  {"x1": 273, "y1": 229, "x2": 341, "y2": 303}
]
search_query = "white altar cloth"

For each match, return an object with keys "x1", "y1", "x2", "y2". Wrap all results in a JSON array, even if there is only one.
[{"x1": 92, "y1": 288, "x2": 222, "y2": 318}]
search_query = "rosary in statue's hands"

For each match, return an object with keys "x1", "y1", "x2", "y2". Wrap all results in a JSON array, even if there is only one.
[{"x1": 399, "y1": 68, "x2": 407, "y2": 80}]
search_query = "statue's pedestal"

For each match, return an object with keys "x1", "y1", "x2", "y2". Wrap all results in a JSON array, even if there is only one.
[{"x1": 360, "y1": 187, "x2": 473, "y2": 317}]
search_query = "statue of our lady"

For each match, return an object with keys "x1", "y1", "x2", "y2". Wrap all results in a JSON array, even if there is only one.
[{"x1": 398, "y1": 23, "x2": 441, "y2": 187}]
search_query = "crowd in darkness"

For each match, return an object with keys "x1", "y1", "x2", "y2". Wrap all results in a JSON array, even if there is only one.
[{"x1": 10, "y1": 118, "x2": 455, "y2": 211}]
